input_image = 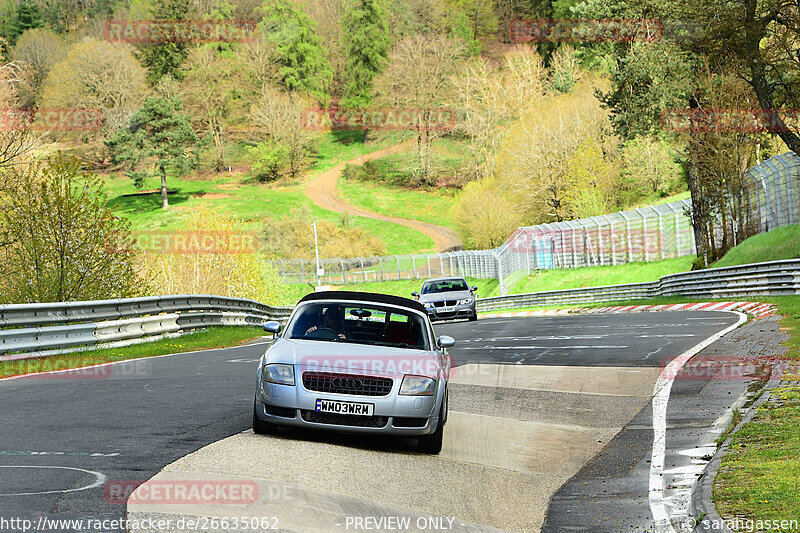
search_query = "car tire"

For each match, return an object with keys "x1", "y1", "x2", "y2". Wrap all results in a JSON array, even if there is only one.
[
  {"x1": 468, "y1": 312, "x2": 477, "y2": 321},
  {"x1": 418, "y1": 392, "x2": 447, "y2": 454},
  {"x1": 252, "y1": 401, "x2": 279, "y2": 435}
]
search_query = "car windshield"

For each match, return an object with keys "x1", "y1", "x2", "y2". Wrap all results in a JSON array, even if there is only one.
[
  {"x1": 421, "y1": 279, "x2": 469, "y2": 294},
  {"x1": 286, "y1": 302, "x2": 429, "y2": 350}
]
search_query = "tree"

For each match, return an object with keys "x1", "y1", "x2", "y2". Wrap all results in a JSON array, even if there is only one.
[
  {"x1": 136, "y1": 0, "x2": 192, "y2": 84},
  {"x1": 41, "y1": 40, "x2": 148, "y2": 136},
  {"x1": 620, "y1": 137, "x2": 682, "y2": 203},
  {"x1": 258, "y1": 0, "x2": 333, "y2": 104},
  {"x1": 181, "y1": 46, "x2": 243, "y2": 171},
  {"x1": 250, "y1": 87, "x2": 314, "y2": 178},
  {"x1": 11, "y1": 28, "x2": 66, "y2": 106},
  {"x1": 7, "y1": 0, "x2": 42, "y2": 45},
  {"x1": 0, "y1": 38, "x2": 40, "y2": 170},
  {"x1": 106, "y1": 96, "x2": 200, "y2": 209},
  {"x1": 341, "y1": 0, "x2": 392, "y2": 109},
  {"x1": 377, "y1": 35, "x2": 464, "y2": 182},
  {"x1": 0, "y1": 155, "x2": 143, "y2": 303}
]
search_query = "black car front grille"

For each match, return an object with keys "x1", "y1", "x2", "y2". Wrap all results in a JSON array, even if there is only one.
[
  {"x1": 302, "y1": 372, "x2": 393, "y2": 397},
  {"x1": 392, "y1": 417, "x2": 428, "y2": 428},
  {"x1": 264, "y1": 405, "x2": 296, "y2": 418},
  {"x1": 433, "y1": 300, "x2": 458, "y2": 308},
  {"x1": 301, "y1": 410, "x2": 388, "y2": 428}
]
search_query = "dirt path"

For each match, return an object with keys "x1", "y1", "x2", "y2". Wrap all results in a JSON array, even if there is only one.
[{"x1": 305, "y1": 142, "x2": 463, "y2": 253}]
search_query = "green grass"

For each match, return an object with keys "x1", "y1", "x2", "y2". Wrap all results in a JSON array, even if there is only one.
[
  {"x1": 281, "y1": 277, "x2": 501, "y2": 304},
  {"x1": 306, "y1": 130, "x2": 405, "y2": 176},
  {"x1": 511, "y1": 256, "x2": 694, "y2": 294},
  {"x1": 712, "y1": 225, "x2": 800, "y2": 268},
  {"x1": 337, "y1": 178, "x2": 458, "y2": 228},
  {"x1": 0, "y1": 326, "x2": 265, "y2": 379},
  {"x1": 714, "y1": 384, "x2": 800, "y2": 529},
  {"x1": 103, "y1": 173, "x2": 433, "y2": 255}
]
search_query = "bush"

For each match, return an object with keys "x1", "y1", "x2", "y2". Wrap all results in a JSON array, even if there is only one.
[
  {"x1": 0, "y1": 155, "x2": 145, "y2": 303},
  {"x1": 261, "y1": 207, "x2": 386, "y2": 260},
  {"x1": 141, "y1": 208, "x2": 287, "y2": 306},
  {"x1": 247, "y1": 141, "x2": 290, "y2": 182}
]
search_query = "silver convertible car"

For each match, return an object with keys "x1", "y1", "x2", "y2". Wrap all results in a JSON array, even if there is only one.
[{"x1": 253, "y1": 291, "x2": 454, "y2": 454}]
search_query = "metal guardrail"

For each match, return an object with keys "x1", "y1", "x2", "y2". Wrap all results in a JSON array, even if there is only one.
[
  {"x1": 0, "y1": 295, "x2": 293, "y2": 361},
  {"x1": 3, "y1": 259, "x2": 798, "y2": 361},
  {"x1": 476, "y1": 259, "x2": 800, "y2": 312}
]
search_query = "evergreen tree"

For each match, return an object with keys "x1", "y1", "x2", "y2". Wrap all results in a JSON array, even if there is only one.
[
  {"x1": 9, "y1": 0, "x2": 42, "y2": 45},
  {"x1": 340, "y1": 0, "x2": 392, "y2": 109},
  {"x1": 137, "y1": 0, "x2": 192, "y2": 84},
  {"x1": 258, "y1": 0, "x2": 333, "y2": 105},
  {"x1": 106, "y1": 96, "x2": 200, "y2": 210}
]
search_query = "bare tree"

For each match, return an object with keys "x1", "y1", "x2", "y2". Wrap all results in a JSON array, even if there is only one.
[
  {"x1": 377, "y1": 34, "x2": 464, "y2": 183},
  {"x1": 250, "y1": 87, "x2": 314, "y2": 178},
  {"x1": 11, "y1": 28, "x2": 66, "y2": 106},
  {"x1": 0, "y1": 40, "x2": 41, "y2": 171},
  {"x1": 40, "y1": 39, "x2": 148, "y2": 137}
]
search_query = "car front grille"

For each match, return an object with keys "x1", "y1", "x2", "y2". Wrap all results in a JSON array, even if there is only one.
[
  {"x1": 301, "y1": 410, "x2": 388, "y2": 428},
  {"x1": 302, "y1": 372, "x2": 393, "y2": 396},
  {"x1": 433, "y1": 300, "x2": 457, "y2": 307}
]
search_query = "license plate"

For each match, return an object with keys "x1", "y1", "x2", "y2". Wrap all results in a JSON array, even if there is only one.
[
  {"x1": 439, "y1": 306, "x2": 455, "y2": 313},
  {"x1": 315, "y1": 399, "x2": 374, "y2": 416}
]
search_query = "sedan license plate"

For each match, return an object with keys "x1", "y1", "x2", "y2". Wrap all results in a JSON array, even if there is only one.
[
  {"x1": 439, "y1": 306, "x2": 455, "y2": 313},
  {"x1": 315, "y1": 399, "x2": 374, "y2": 416}
]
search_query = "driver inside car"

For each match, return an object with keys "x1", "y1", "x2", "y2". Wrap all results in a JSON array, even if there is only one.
[{"x1": 305, "y1": 306, "x2": 347, "y2": 339}]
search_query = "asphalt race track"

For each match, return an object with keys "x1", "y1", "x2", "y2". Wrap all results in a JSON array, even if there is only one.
[{"x1": 0, "y1": 312, "x2": 743, "y2": 532}]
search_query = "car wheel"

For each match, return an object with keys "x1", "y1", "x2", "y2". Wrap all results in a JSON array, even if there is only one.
[
  {"x1": 468, "y1": 312, "x2": 477, "y2": 321},
  {"x1": 418, "y1": 392, "x2": 447, "y2": 454},
  {"x1": 252, "y1": 401, "x2": 279, "y2": 435}
]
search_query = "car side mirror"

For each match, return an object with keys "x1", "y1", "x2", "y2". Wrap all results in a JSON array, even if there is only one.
[
  {"x1": 411, "y1": 291, "x2": 419, "y2": 300},
  {"x1": 437, "y1": 335, "x2": 455, "y2": 349},
  {"x1": 263, "y1": 321, "x2": 281, "y2": 335},
  {"x1": 470, "y1": 286, "x2": 478, "y2": 292}
]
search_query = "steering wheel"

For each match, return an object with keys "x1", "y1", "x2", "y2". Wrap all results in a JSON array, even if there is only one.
[{"x1": 305, "y1": 327, "x2": 340, "y2": 340}]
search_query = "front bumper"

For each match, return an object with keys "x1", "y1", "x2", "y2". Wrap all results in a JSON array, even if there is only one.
[
  {"x1": 423, "y1": 303, "x2": 476, "y2": 321},
  {"x1": 255, "y1": 380, "x2": 442, "y2": 437}
]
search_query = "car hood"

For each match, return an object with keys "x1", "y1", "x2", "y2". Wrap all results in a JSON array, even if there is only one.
[
  {"x1": 418, "y1": 290, "x2": 474, "y2": 303},
  {"x1": 264, "y1": 338, "x2": 443, "y2": 379}
]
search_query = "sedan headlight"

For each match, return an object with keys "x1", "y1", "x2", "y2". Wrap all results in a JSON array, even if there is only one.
[
  {"x1": 262, "y1": 363, "x2": 295, "y2": 386},
  {"x1": 423, "y1": 302, "x2": 434, "y2": 308},
  {"x1": 399, "y1": 375, "x2": 436, "y2": 396},
  {"x1": 457, "y1": 298, "x2": 474, "y2": 305}
]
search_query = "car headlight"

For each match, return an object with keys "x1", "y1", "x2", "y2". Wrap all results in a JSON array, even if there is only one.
[
  {"x1": 423, "y1": 302, "x2": 433, "y2": 308},
  {"x1": 399, "y1": 375, "x2": 436, "y2": 395},
  {"x1": 262, "y1": 363, "x2": 295, "y2": 386},
  {"x1": 457, "y1": 298, "x2": 474, "y2": 305}
]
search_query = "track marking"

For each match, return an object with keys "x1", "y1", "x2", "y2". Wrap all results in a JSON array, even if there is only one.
[
  {"x1": 648, "y1": 311, "x2": 747, "y2": 532},
  {"x1": 0, "y1": 465, "x2": 106, "y2": 496}
]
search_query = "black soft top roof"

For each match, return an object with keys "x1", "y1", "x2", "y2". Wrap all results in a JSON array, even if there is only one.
[{"x1": 298, "y1": 291, "x2": 426, "y2": 314}]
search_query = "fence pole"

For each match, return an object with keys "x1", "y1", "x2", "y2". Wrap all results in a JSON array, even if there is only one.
[
  {"x1": 280, "y1": 259, "x2": 286, "y2": 282},
  {"x1": 620, "y1": 212, "x2": 633, "y2": 262},
  {"x1": 411, "y1": 255, "x2": 417, "y2": 279},
  {"x1": 358, "y1": 257, "x2": 365, "y2": 282},
  {"x1": 378, "y1": 257, "x2": 384, "y2": 281},
  {"x1": 340, "y1": 259, "x2": 345, "y2": 283},
  {"x1": 657, "y1": 210, "x2": 665, "y2": 259},
  {"x1": 594, "y1": 218, "x2": 604, "y2": 265},
  {"x1": 299, "y1": 259, "x2": 305, "y2": 283},
  {"x1": 603, "y1": 215, "x2": 616, "y2": 266}
]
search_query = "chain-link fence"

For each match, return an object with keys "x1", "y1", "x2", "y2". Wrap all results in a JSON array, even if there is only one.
[{"x1": 273, "y1": 151, "x2": 800, "y2": 295}]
